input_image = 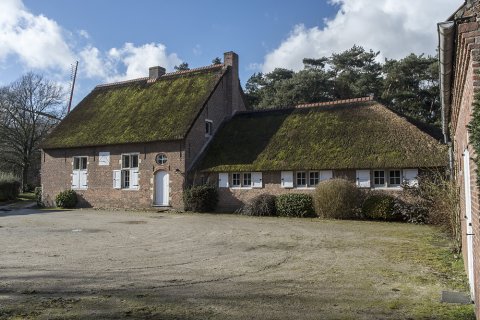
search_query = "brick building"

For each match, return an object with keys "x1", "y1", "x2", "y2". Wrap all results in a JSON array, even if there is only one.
[
  {"x1": 195, "y1": 98, "x2": 447, "y2": 211},
  {"x1": 41, "y1": 51, "x2": 246, "y2": 208},
  {"x1": 439, "y1": 1, "x2": 480, "y2": 315},
  {"x1": 41, "y1": 51, "x2": 446, "y2": 213}
]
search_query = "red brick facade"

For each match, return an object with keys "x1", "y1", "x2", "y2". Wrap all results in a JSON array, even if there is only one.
[
  {"x1": 41, "y1": 52, "x2": 246, "y2": 209},
  {"x1": 443, "y1": 3, "x2": 480, "y2": 316}
]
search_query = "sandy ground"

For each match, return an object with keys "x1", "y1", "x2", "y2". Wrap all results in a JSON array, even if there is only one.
[{"x1": 0, "y1": 207, "x2": 474, "y2": 319}]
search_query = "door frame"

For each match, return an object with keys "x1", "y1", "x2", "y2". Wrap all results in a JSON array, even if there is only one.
[
  {"x1": 463, "y1": 148, "x2": 475, "y2": 300},
  {"x1": 154, "y1": 170, "x2": 169, "y2": 206}
]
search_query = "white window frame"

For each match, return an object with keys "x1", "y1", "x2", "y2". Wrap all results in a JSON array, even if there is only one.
[
  {"x1": 232, "y1": 173, "x2": 241, "y2": 187},
  {"x1": 296, "y1": 171, "x2": 307, "y2": 188},
  {"x1": 72, "y1": 156, "x2": 88, "y2": 190},
  {"x1": 205, "y1": 119, "x2": 213, "y2": 137},
  {"x1": 121, "y1": 153, "x2": 140, "y2": 190},
  {"x1": 309, "y1": 171, "x2": 320, "y2": 186},
  {"x1": 388, "y1": 169, "x2": 402, "y2": 187},
  {"x1": 242, "y1": 173, "x2": 252, "y2": 187},
  {"x1": 373, "y1": 170, "x2": 386, "y2": 187}
]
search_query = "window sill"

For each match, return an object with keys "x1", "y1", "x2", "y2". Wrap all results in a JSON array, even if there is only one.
[
  {"x1": 295, "y1": 187, "x2": 316, "y2": 190},
  {"x1": 120, "y1": 188, "x2": 140, "y2": 191},
  {"x1": 230, "y1": 187, "x2": 253, "y2": 190},
  {"x1": 372, "y1": 186, "x2": 402, "y2": 190}
]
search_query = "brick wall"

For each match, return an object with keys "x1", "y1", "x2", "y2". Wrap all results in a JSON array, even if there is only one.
[
  {"x1": 449, "y1": 11, "x2": 480, "y2": 315},
  {"x1": 41, "y1": 141, "x2": 186, "y2": 209}
]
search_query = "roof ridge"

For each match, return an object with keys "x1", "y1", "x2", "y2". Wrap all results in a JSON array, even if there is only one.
[
  {"x1": 95, "y1": 64, "x2": 224, "y2": 89},
  {"x1": 235, "y1": 96, "x2": 375, "y2": 115},
  {"x1": 95, "y1": 77, "x2": 149, "y2": 89}
]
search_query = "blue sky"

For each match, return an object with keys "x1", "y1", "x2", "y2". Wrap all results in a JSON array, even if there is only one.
[{"x1": 0, "y1": 0, "x2": 460, "y2": 107}]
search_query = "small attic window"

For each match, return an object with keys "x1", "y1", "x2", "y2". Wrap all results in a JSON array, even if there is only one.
[{"x1": 205, "y1": 119, "x2": 213, "y2": 137}]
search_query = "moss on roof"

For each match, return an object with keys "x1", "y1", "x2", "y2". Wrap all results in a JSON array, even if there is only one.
[
  {"x1": 42, "y1": 67, "x2": 225, "y2": 149},
  {"x1": 198, "y1": 102, "x2": 448, "y2": 172}
]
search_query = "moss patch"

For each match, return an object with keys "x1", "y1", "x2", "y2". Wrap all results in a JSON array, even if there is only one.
[
  {"x1": 199, "y1": 102, "x2": 448, "y2": 172},
  {"x1": 42, "y1": 67, "x2": 224, "y2": 149}
]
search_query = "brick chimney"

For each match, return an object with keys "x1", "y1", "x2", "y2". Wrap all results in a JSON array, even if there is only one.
[
  {"x1": 223, "y1": 51, "x2": 242, "y2": 114},
  {"x1": 149, "y1": 66, "x2": 166, "y2": 80}
]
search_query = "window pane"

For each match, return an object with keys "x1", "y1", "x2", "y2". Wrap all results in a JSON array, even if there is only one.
[
  {"x1": 80, "y1": 157, "x2": 87, "y2": 170},
  {"x1": 374, "y1": 170, "x2": 385, "y2": 185},
  {"x1": 132, "y1": 154, "x2": 138, "y2": 168},
  {"x1": 309, "y1": 172, "x2": 319, "y2": 186},
  {"x1": 73, "y1": 157, "x2": 80, "y2": 170},
  {"x1": 232, "y1": 173, "x2": 240, "y2": 186},
  {"x1": 122, "y1": 170, "x2": 130, "y2": 188},
  {"x1": 243, "y1": 173, "x2": 252, "y2": 186},
  {"x1": 123, "y1": 155, "x2": 130, "y2": 168},
  {"x1": 389, "y1": 170, "x2": 401, "y2": 185}
]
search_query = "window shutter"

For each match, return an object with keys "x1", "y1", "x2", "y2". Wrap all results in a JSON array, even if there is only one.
[
  {"x1": 403, "y1": 169, "x2": 418, "y2": 187},
  {"x1": 252, "y1": 172, "x2": 263, "y2": 188},
  {"x1": 80, "y1": 171, "x2": 88, "y2": 189},
  {"x1": 113, "y1": 170, "x2": 121, "y2": 189},
  {"x1": 99, "y1": 152, "x2": 110, "y2": 166},
  {"x1": 130, "y1": 169, "x2": 139, "y2": 188},
  {"x1": 218, "y1": 173, "x2": 229, "y2": 188},
  {"x1": 72, "y1": 171, "x2": 80, "y2": 189},
  {"x1": 320, "y1": 170, "x2": 333, "y2": 181},
  {"x1": 356, "y1": 170, "x2": 370, "y2": 188},
  {"x1": 281, "y1": 171, "x2": 293, "y2": 188}
]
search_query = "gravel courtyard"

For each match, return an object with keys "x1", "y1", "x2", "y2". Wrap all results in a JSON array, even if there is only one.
[{"x1": 0, "y1": 208, "x2": 474, "y2": 319}]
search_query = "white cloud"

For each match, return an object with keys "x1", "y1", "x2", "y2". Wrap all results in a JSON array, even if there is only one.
[
  {"x1": 107, "y1": 42, "x2": 182, "y2": 81},
  {"x1": 262, "y1": 0, "x2": 461, "y2": 73},
  {"x1": 0, "y1": 0, "x2": 183, "y2": 84},
  {"x1": 0, "y1": 0, "x2": 75, "y2": 70}
]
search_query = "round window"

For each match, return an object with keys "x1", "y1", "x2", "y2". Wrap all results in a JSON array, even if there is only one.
[{"x1": 155, "y1": 153, "x2": 167, "y2": 165}]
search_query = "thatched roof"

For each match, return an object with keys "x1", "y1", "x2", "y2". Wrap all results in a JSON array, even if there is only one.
[
  {"x1": 198, "y1": 100, "x2": 448, "y2": 172},
  {"x1": 42, "y1": 65, "x2": 225, "y2": 149}
]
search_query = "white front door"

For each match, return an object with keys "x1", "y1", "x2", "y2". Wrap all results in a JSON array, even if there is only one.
[
  {"x1": 155, "y1": 171, "x2": 169, "y2": 206},
  {"x1": 463, "y1": 148, "x2": 475, "y2": 300}
]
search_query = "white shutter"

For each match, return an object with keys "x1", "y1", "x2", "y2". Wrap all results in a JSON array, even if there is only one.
[
  {"x1": 218, "y1": 173, "x2": 229, "y2": 188},
  {"x1": 72, "y1": 171, "x2": 80, "y2": 189},
  {"x1": 356, "y1": 170, "x2": 371, "y2": 188},
  {"x1": 320, "y1": 170, "x2": 333, "y2": 181},
  {"x1": 130, "y1": 169, "x2": 139, "y2": 188},
  {"x1": 403, "y1": 169, "x2": 419, "y2": 187},
  {"x1": 80, "y1": 171, "x2": 88, "y2": 189},
  {"x1": 113, "y1": 170, "x2": 121, "y2": 189},
  {"x1": 252, "y1": 172, "x2": 263, "y2": 188},
  {"x1": 98, "y1": 152, "x2": 110, "y2": 166},
  {"x1": 281, "y1": 171, "x2": 294, "y2": 188}
]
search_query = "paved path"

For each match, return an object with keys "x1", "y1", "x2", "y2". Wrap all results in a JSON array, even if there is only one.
[{"x1": 0, "y1": 208, "x2": 473, "y2": 319}]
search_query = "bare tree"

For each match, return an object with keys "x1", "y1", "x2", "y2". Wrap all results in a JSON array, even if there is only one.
[{"x1": 0, "y1": 73, "x2": 65, "y2": 189}]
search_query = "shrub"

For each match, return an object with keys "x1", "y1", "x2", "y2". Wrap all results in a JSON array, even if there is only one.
[
  {"x1": 314, "y1": 179, "x2": 363, "y2": 219},
  {"x1": 183, "y1": 184, "x2": 218, "y2": 212},
  {"x1": 276, "y1": 194, "x2": 315, "y2": 218},
  {"x1": 0, "y1": 172, "x2": 21, "y2": 201},
  {"x1": 362, "y1": 193, "x2": 400, "y2": 221},
  {"x1": 55, "y1": 189, "x2": 77, "y2": 208},
  {"x1": 402, "y1": 170, "x2": 461, "y2": 252},
  {"x1": 34, "y1": 187, "x2": 44, "y2": 207},
  {"x1": 242, "y1": 194, "x2": 277, "y2": 216},
  {"x1": 392, "y1": 198, "x2": 428, "y2": 224}
]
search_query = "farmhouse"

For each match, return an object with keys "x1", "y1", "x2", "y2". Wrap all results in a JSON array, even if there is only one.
[
  {"x1": 41, "y1": 51, "x2": 447, "y2": 211},
  {"x1": 196, "y1": 98, "x2": 447, "y2": 211},
  {"x1": 41, "y1": 52, "x2": 246, "y2": 208},
  {"x1": 439, "y1": 0, "x2": 480, "y2": 315}
]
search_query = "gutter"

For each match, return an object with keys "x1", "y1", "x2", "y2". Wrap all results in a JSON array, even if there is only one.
[{"x1": 438, "y1": 20, "x2": 455, "y2": 175}]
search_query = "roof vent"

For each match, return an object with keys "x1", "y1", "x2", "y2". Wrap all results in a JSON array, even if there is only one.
[{"x1": 149, "y1": 66, "x2": 166, "y2": 80}]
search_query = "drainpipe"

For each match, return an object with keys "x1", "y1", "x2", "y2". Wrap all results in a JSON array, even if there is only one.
[{"x1": 438, "y1": 21, "x2": 455, "y2": 176}]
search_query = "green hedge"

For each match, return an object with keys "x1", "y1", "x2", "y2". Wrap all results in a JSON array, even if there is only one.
[
  {"x1": 0, "y1": 173, "x2": 21, "y2": 201},
  {"x1": 55, "y1": 190, "x2": 77, "y2": 208},
  {"x1": 276, "y1": 194, "x2": 315, "y2": 217},
  {"x1": 183, "y1": 184, "x2": 218, "y2": 212},
  {"x1": 362, "y1": 193, "x2": 401, "y2": 221}
]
